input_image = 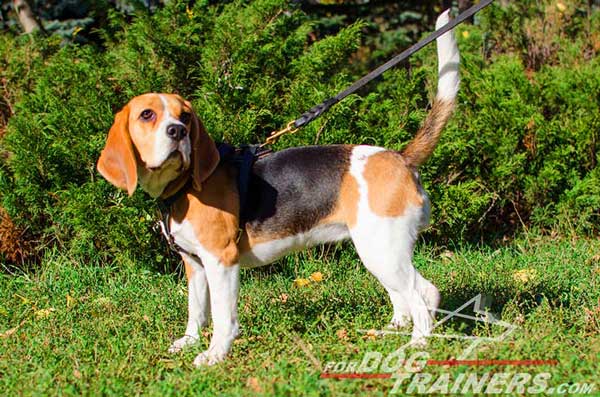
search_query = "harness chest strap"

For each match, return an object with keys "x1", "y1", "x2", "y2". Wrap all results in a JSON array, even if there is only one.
[{"x1": 156, "y1": 144, "x2": 270, "y2": 264}]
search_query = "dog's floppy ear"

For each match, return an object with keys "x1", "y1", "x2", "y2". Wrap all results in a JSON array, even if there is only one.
[
  {"x1": 97, "y1": 105, "x2": 138, "y2": 196},
  {"x1": 188, "y1": 106, "x2": 219, "y2": 192}
]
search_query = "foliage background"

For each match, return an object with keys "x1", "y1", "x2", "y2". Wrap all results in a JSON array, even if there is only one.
[
  {"x1": 0, "y1": 0, "x2": 599, "y2": 268},
  {"x1": 0, "y1": 2, "x2": 599, "y2": 396}
]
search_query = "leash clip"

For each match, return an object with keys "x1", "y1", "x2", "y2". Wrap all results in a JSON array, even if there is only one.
[{"x1": 263, "y1": 120, "x2": 299, "y2": 146}]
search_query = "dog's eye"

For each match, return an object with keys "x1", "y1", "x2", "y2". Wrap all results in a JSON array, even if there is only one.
[
  {"x1": 180, "y1": 112, "x2": 191, "y2": 124},
  {"x1": 140, "y1": 109, "x2": 155, "y2": 121}
]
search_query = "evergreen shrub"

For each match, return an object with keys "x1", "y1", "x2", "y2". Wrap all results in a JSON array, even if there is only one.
[{"x1": 0, "y1": 0, "x2": 598, "y2": 266}]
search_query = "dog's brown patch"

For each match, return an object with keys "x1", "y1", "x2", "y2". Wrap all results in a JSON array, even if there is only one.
[
  {"x1": 322, "y1": 171, "x2": 359, "y2": 228},
  {"x1": 171, "y1": 165, "x2": 241, "y2": 266},
  {"x1": 125, "y1": 95, "x2": 168, "y2": 169},
  {"x1": 363, "y1": 151, "x2": 423, "y2": 217},
  {"x1": 183, "y1": 256, "x2": 195, "y2": 282}
]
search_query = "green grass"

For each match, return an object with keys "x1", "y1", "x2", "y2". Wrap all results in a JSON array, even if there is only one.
[{"x1": 1, "y1": 236, "x2": 599, "y2": 396}]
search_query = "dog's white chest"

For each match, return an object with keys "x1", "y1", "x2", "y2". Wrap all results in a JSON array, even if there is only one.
[{"x1": 166, "y1": 218, "x2": 210, "y2": 261}]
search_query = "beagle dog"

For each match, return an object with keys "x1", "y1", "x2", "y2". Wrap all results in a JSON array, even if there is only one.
[{"x1": 97, "y1": 11, "x2": 459, "y2": 366}]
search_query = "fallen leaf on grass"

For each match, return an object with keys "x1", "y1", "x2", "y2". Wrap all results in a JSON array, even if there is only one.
[
  {"x1": 309, "y1": 272, "x2": 323, "y2": 282},
  {"x1": 73, "y1": 369, "x2": 82, "y2": 379},
  {"x1": 513, "y1": 269, "x2": 537, "y2": 283},
  {"x1": 293, "y1": 272, "x2": 324, "y2": 287},
  {"x1": 336, "y1": 328, "x2": 348, "y2": 341},
  {"x1": 66, "y1": 294, "x2": 77, "y2": 308},
  {"x1": 35, "y1": 308, "x2": 56, "y2": 319},
  {"x1": 0, "y1": 326, "x2": 18, "y2": 338},
  {"x1": 1, "y1": 319, "x2": 28, "y2": 338},
  {"x1": 362, "y1": 329, "x2": 378, "y2": 341},
  {"x1": 185, "y1": 4, "x2": 194, "y2": 20},
  {"x1": 158, "y1": 359, "x2": 178, "y2": 369},
  {"x1": 279, "y1": 293, "x2": 288, "y2": 303},
  {"x1": 293, "y1": 278, "x2": 311, "y2": 288},
  {"x1": 14, "y1": 294, "x2": 30, "y2": 305},
  {"x1": 440, "y1": 250, "x2": 455, "y2": 262},
  {"x1": 246, "y1": 377, "x2": 262, "y2": 393}
]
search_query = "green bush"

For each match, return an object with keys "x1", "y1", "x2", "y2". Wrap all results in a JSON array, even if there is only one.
[
  {"x1": 0, "y1": 0, "x2": 365, "y2": 265},
  {"x1": 0, "y1": 0, "x2": 598, "y2": 265}
]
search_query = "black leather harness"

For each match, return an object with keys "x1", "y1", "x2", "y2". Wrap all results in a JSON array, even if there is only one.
[{"x1": 156, "y1": 143, "x2": 271, "y2": 263}]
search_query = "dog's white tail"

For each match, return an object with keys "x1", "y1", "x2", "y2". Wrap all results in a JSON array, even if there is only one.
[{"x1": 401, "y1": 10, "x2": 460, "y2": 168}]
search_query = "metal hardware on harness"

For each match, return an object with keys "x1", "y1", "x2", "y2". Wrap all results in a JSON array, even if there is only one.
[
  {"x1": 263, "y1": 0, "x2": 494, "y2": 145},
  {"x1": 156, "y1": 204, "x2": 205, "y2": 265},
  {"x1": 263, "y1": 120, "x2": 299, "y2": 146}
]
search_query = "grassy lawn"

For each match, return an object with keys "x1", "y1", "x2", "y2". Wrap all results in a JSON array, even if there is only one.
[{"x1": 1, "y1": 236, "x2": 599, "y2": 396}]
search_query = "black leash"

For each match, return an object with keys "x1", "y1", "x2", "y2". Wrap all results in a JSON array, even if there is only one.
[
  {"x1": 265, "y1": 0, "x2": 494, "y2": 145},
  {"x1": 155, "y1": 1, "x2": 494, "y2": 260}
]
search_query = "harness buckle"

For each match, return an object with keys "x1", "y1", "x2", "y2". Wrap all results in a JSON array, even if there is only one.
[
  {"x1": 235, "y1": 228, "x2": 244, "y2": 244},
  {"x1": 156, "y1": 218, "x2": 170, "y2": 242}
]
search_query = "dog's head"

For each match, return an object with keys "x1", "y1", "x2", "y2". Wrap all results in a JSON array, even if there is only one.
[{"x1": 97, "y1": 93, "x2": 219, "y2": 197}]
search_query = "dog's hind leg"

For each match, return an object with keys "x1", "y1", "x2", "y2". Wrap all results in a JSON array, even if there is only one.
[
  {"x1": 350, "y1": 209, "x2": 438, "y2": 345},
  {"x1": 347, "y1": 145, "x2": 439, "y2": 344},
  {"x1": 384, "y1": 286, "x2": 412, "y2": 329},
  {"x1": 385, "y1": 272, "x2": 440, "y2": 329}
]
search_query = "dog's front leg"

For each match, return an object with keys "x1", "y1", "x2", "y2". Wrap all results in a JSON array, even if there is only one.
[
  {"x1": 168, "y1": 255, "x2": 210, "y2": 353},
  {"x1": 193, "y1": 259, "x2": 240, "y2": 366}
]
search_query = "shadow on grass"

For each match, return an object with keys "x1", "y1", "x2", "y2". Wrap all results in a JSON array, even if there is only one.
[{"x1": 249, "y1": 275, "x2": 575, "y2": 338}]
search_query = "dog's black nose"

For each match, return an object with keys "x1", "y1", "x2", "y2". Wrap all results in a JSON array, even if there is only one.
[{"x1": 166, "y1": 124, "x2": 187, "y2": 141}]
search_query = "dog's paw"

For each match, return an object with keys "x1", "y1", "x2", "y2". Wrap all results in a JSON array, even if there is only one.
[
  {"x1": 193, "y1": 349, "x2": 226, "y2": 367},
  {"x1": 387, "y1": 315, "x2": 411, "y2": 329},
  {"x1": 168, "y1": 335, "x2": 198, "y2": 354}
]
